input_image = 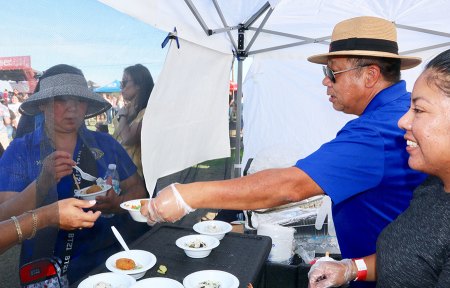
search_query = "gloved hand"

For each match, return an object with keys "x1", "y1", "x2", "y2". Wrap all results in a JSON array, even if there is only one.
[
  {"x1": 308, "y1": 258, "x2": 356, "y2": 288},
  {"x1": 141, "y1": 183, "x2": 195, "y2": 225}
]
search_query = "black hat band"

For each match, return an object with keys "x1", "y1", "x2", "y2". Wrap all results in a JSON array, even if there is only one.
[{"x1": 329, "y1": 38, "x2": 399, "y2": 54}]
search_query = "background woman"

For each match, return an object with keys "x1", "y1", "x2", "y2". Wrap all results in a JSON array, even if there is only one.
[{"x1": 114, "y1": 64, "x2": 154, "y2": 179}]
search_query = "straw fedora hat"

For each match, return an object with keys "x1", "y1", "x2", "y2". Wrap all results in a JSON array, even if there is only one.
[
  {"x1": 308, "y1": 16, "x2": 421, "y2": 70},
  {"x1": 20, "y1": 73, "x2": 111, "y2": 118}
]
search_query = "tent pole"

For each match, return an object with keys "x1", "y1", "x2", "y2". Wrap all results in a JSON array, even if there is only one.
[{"x1": 232, "y1": 58, "x2": 244, "y2": 178}]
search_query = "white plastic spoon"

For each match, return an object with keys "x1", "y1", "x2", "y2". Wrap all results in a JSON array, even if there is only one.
[
  {"x1": 73, "y1": 165, "x2": 97, "y2": 182},
  {"x1": 111, "y1": 226, "x2": 130, "y2": 251}
]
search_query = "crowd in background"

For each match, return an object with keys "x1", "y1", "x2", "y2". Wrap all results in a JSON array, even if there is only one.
[
  {"x1": 0, "y1": 88, "x2": 29, "y2": 150},
  {"x1": 0, "y1": 86, "x2": 128, "y2": 153}
]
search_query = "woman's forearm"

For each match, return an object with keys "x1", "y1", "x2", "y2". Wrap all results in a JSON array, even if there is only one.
[{"x1": 0, "y1": 204, "x2": 56, "y2": 255}]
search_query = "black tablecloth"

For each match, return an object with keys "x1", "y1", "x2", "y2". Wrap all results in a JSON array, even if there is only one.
[{"x1": 72, "y1": 223, "x2": 272, "y2": 288}]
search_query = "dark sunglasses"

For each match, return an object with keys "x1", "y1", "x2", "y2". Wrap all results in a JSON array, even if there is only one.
[
  {"x1": 120, "y1": 79, "x2": 132, "y2": 88},
  {"x1": 53, "y1": 95, "x2": 85, "y2": 102},
  {"x1": 322, "y1": 64, "x2": 371, "y2": 83}
]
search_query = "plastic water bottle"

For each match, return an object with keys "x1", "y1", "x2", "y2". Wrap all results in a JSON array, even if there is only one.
[
  {"x1": 102, "y1": 164, "x2": 120, "y2": 218},
  {"x1": 104, "y1": 164, "x2": 120, "y2": 195}
]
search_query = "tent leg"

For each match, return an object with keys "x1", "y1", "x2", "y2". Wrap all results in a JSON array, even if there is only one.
[{"x1": 232, "y1": 58, "x2": 244, "y2": 178}]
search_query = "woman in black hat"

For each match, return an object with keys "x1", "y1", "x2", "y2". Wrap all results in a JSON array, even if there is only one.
[{"x1": 0, "y1": 64, "x2": 148, "y2": 285}]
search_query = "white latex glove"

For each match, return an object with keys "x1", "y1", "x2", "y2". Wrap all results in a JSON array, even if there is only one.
[
  {"x1": 308, "y1": 258, "x2": 356, "y2": 288},
  {"x1": 142, "y1": 183, "x2": 195, "y2": 225}
]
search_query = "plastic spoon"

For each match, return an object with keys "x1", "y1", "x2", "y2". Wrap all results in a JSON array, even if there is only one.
[
  {"x1": 111, "y1": 226, "x2": 130, "y2": 251},
  {"x1": 73, "y1": 165, "x2": 97, "y2": 182}
]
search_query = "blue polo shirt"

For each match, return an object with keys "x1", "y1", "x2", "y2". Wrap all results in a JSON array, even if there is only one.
[
  {"x1": 296, "y1": 81, "x2": 427, "y2": 260},
  {"x1": 0, "y1": 125, "x2": 147, "y2": 283}
]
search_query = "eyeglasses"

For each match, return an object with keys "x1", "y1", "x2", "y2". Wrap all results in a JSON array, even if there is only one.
[
  {"x1": 322, "y1": 64, "x2": 371, "y2": 83},
  {"x1": 120, "y1": 79, "x2": 132, "y2": 88},
  {"x1": 54, "y1": 95, "x2": 84, "y2": 103}
]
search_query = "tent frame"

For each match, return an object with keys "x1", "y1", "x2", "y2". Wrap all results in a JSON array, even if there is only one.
[{"x1": 183, "y1": 0, "x2": 450, "y2": 177}]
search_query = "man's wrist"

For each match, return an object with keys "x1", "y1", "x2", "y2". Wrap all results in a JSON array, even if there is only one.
[{"x1": 352, "y1": 258, "x2": 368, "y2": 281}]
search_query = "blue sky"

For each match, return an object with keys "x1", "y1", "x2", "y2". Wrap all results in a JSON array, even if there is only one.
[{"x1": 0, "y1": 0, "x2": 168, "y2": 86}]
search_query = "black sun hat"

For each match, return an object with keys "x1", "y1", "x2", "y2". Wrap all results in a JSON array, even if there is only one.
[{"x1": 20, "y1": 72, "x2": 111, "y2": 118}]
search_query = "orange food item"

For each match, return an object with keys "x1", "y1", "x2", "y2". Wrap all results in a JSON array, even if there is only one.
[
  {"x1": 116, "y1": 258, "x2": 136, "y2": 270},
  {"x1": 86, "y1": 185, "x2": 102, "y2": 194}
]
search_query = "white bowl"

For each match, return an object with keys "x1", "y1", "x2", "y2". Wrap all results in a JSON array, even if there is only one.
[
  {"x1": 105, "y1": 250, "x2": 157, "y2": 279},
  {"x1": 183, "y1": 270, "x2": 239, "y2": 288},
  {"x1": 77, "y1": 272, "x2": 136, "y2": 288},
  {"x1": 120, "y1": 198, "x2": 149, "y2": 222},
  {"x1": 130, "y1": 277, "x2": 184, "y2": 288},
  {"x1": 175, "y1": 234, "x2": 220, "y2": 258},
  {"x1": 193, "y1": 220, "x2": 233, "y2": 240},
  {"x1": 74, "y1": 184, "x2": 112, "y2": 201}
]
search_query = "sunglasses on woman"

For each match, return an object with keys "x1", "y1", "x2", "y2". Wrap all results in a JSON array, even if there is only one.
[{"x1": 120, "y1": 79, "x2": 132, "y2": 89}]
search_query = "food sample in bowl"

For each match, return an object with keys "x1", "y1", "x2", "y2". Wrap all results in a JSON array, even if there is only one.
[
  {"x1": 77, "y1": 272, "x2": 136, "y2": 288},
  {"x1": 74, "y1": 184, "x2": 111, "y2": 200},
  {"x1": 197, "y1": 280, "x2": 221, "y2": 288},
  {"x1": 187, "y1": 238, "x2": 207, "y2": 248},
  {"x1": 120, "y1": 199, "x2": 149, "y2": 222},
  {"x1": 206, "y1": 224, "x2": 221, "y2": 233},
  {"x1": 86, "y1": 184, "x2": 102, "y2": 194},
  {"x1": 193, "y1": 220, "x2": 233, "y2": 240},
  {"x1": 94, "y1": 282, "x2": 112, "y2": 288},
  {"x1": 122, "y1": 202, "x2": 141, "y2": 210},
  {"x1": 130, "y1": 277, "x2": 184, "y2": 288},
  {"x1": 106, "y1": 250, "x2": 156, "y2": 280},
  {"x1": 183, "y1": 270, "x2": 239, "y2": 288},
  {"x1": 176, "y1": 235, "x2": 220, "y2": 259},
  {"x1": 116, "y1": 258, "x2": 137, "y2": 270}
]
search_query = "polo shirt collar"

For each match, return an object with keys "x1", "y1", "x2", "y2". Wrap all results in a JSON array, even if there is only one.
[{"x1": 363, "y1": 80, "x2": 407, "y2": 114}]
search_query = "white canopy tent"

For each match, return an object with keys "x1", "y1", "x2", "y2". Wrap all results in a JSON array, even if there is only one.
[{"x1": 99, "y1": 0, "x2": 450, "y2": 194}]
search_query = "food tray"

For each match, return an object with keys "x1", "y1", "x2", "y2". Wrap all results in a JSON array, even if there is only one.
[{"x1": 72, "y1": 223, "x2": 271, "y2": 288}]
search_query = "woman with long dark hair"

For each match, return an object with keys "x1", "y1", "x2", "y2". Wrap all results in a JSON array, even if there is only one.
[{"x1": 114, "y1": 64, "x2": 154, "y2": 178}]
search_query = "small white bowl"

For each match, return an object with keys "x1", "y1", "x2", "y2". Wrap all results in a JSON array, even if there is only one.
[
  {"x1": 77, "y1": 272, "x2": 136, "y2": 288},
  {"x1": 193, "y1": 220, "x2": 233, "y2": 240},
  {"x1": 74, "y1": 184, "x2": 112, "y2": 201},
  {"x1": 130, "y1": 277, "x2": 184, "y2": 288},
  {"x1": 175, "y1": 235, "x2": 220, "y2": 259},
  {"x1": 120, "y1": 198, "x2": 149, "y2": 222},
  {"x1": 183, "y1": 270, "x2": 239, "y2": 288},
  {"x1": 105, "y1": 250, "x2": 157, "y2": 279}
]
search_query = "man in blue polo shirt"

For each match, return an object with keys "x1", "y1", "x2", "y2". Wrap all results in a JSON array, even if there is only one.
[{"x1": 140, "y1": 16, "x2": 427, "y2": 288}]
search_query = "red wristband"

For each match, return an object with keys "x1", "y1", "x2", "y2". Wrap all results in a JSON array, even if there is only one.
[{"x1": 353, "y1": 258, "x2": 367, "y2": 281}]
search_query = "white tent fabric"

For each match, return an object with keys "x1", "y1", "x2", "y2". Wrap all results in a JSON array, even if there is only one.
[
  {"x1": 99, "y1": 0, "x2": 450, "y2": 187},
  {"x1": 141, "y1": 38, "x2": 232, "y2": 194},
  {"x1": 242, "y1": 49, "x2": 355, "y2": 167}
]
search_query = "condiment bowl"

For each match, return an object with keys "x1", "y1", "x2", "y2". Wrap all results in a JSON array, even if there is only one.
[
  {"x1": 193, "y1": 220, "x2": 233, "y2": 240},
  {"x1": 105, "y1": 249, "x2": 157, "y2": 279},
  {"x1": 175, "y1": 234, "x2": 220, "y2": 258},
  {"x1": 120, "y1": 198, "x2": 149, "y2": 222}
]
